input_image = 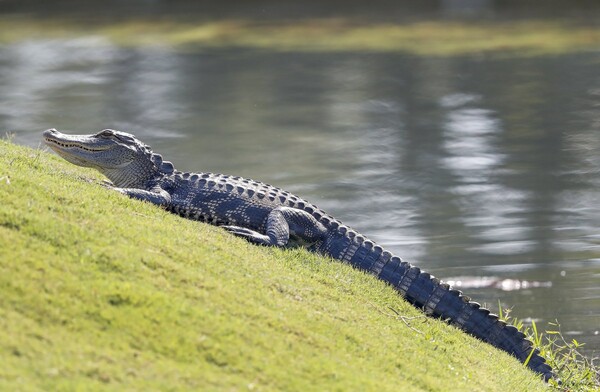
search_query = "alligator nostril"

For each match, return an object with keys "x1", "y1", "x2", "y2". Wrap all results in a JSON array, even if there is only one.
[{"x1": 42, "y1": 128, "x2": 57, "y2": 137}]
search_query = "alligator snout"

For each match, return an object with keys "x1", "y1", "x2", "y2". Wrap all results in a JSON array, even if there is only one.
[{"x1": 43, "y1": 128, "x2": 58, "y2": 138}]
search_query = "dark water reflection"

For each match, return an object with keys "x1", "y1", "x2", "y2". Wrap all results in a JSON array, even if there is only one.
[{"x1": 2, "y1": 40, "x2": 599, "y2": 354}]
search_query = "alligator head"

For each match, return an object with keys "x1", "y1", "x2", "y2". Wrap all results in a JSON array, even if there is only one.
[{"x1": 43, "y1": 128, "x2": 172, "y2": 188}]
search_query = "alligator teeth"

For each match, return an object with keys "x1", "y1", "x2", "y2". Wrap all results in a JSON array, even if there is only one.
[{"x1": 45, "y1": 138, "x2": 104, "y2": 152}]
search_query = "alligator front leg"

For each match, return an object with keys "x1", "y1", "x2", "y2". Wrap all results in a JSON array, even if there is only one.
[
  {"x1": 112, "y1": 186, "x2": 172, "y2": 206},
  {"x1": 223, "y1": 207, "x2": 326, "y2": 247}
]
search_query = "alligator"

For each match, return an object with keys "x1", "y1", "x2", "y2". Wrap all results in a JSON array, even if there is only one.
[{"x1": 42, "y1": 128, "x2": 555, "y2": 381}]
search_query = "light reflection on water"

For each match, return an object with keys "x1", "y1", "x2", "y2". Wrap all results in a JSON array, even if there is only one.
[{"x1": 2, "y1": 38, "x2": 599, "y2": 354}]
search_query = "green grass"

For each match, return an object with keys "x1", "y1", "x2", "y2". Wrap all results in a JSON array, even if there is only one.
[
  {"x1": 0, "y1": 18, "x2": 599, "y2": 56},
  {"x1": 0, "y1": 138, "x2": 592, "y2": 391}
]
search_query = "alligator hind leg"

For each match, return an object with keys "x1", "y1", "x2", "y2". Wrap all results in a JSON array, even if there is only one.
[{"x1": 223, "y1": 207, "x2": 326, "y2": 248}]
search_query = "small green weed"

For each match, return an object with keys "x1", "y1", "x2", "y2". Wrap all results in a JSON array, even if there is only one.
[{"x1": 498, "y1": 304, "x2": 600, "y2": 391}]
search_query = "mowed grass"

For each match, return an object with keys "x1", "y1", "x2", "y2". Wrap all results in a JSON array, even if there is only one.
[{"x1": 0, "y1": 139, "x2": 549, "y2": 391}]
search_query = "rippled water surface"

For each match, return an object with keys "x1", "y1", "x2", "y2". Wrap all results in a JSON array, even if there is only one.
[{"x1": 1, "y1": 6, "x2": 599, "y2": 355}]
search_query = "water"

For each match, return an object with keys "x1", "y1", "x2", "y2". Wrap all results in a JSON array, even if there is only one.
[{"x1": 1, "y1": 8, "x2": 599, "y2": 356}]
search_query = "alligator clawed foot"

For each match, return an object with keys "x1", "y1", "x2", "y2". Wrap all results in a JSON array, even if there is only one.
[
  {"x1": 99, "y1": 180, "x2": 126, "y2": 195},
  {"x1": 100, "y1": 180, "x2": 115, "y2": 188},
  {"x1": 222, "y1": 225, "x2": 271, "y2": 245},
  {"x1": 222, "y1": 225, "x2": 258, "y2": 237}
]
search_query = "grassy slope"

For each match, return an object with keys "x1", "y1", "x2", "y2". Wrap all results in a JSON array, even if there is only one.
[{"x1": 0, "y1": 139, "x2": 547, "y2": 391}]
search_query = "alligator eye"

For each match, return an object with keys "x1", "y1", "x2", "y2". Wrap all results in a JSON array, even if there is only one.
[{"x1": 98, "y1": 129, "x2": 115, "y2": 138}]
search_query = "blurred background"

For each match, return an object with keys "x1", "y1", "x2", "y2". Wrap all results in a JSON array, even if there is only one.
[{"x1": 1, "y1": 1, "x2": 599, "y2": 356}]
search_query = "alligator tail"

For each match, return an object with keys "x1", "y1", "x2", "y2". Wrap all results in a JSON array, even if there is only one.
[
  {"x1": 383, "y1": 262, "x2": 554, "y2": 381},
  {"x1": 317, "y1": 228, "x2": 555, "y2": 381}
]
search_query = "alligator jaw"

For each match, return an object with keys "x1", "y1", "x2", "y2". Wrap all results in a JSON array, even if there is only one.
[{"x1": 43, "y1": 129, "x2": 110, "y2": 152}]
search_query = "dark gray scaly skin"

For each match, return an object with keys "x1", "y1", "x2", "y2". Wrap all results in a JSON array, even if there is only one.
[{"x1": 43, "y1": 128, "x2": 555, "y2": 381}]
